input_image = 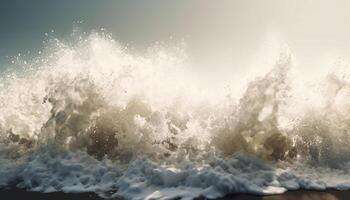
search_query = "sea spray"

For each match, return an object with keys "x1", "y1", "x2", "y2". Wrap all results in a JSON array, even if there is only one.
[{"x1": 0, "y1": 33, "x2": 350, "y2": 199}]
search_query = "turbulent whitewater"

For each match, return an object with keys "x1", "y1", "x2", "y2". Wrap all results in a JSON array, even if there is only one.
[{"x1": 0, "y1": 33, "x2": 350, "y2": 200}]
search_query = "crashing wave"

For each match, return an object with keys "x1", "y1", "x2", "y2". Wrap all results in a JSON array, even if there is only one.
[{"x1": 0, "y1": 33, "x2": 350, "y2": 199}]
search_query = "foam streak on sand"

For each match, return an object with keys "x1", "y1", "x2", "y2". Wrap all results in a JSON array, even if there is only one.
[{"x1": 0, "y1": 33, "x2": 350, "y2": 199}]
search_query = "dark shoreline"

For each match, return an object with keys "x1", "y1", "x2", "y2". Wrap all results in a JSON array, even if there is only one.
[
  {"x1": 0, "y1": 188, "x2": 349, "y2": 200},
  {"x1": 0, "y1": 188, "x2": 109, "y2": 200},
  {"x1": 216, "y1": 190, "x2": 349, "y2": 200}
]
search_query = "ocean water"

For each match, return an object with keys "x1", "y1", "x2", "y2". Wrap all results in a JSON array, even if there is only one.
[{"x1": 0, "y1": 33, "x2": 350, "y2": 200}]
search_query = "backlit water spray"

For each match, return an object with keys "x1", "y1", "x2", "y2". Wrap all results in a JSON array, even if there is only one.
[{"x1": 0, "y1": 32, "x2": 350, "y2": 199}]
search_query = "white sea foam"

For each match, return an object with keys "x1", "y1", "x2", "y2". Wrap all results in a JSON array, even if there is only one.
[{"x1": 0, "y1": 32, "x2": 350, "y2": 199}]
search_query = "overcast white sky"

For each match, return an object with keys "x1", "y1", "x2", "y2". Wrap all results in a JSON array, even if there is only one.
[{"x1": 0, "y1": 0, "x2": 349, "y2": 75}]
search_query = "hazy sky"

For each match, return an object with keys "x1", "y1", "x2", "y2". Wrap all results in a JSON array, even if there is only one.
[{"x1": 1, "y1": 0, "x2": 350, "y2": 72}]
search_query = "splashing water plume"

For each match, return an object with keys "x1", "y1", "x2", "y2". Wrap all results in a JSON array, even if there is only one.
[{"x1": 0, "y1": 32, "x2": 350, "y2": 199}]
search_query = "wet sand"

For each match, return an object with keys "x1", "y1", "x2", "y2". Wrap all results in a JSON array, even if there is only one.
[
  {"x1": 0, "y1": 188, "x2": 108, "y2": 200},
  {"x1": 216, "y1": 190, "x2": 349, "y2": 200},
  {"x1": 0, "y1": 189, "x2": 349, "y2": 200}
]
